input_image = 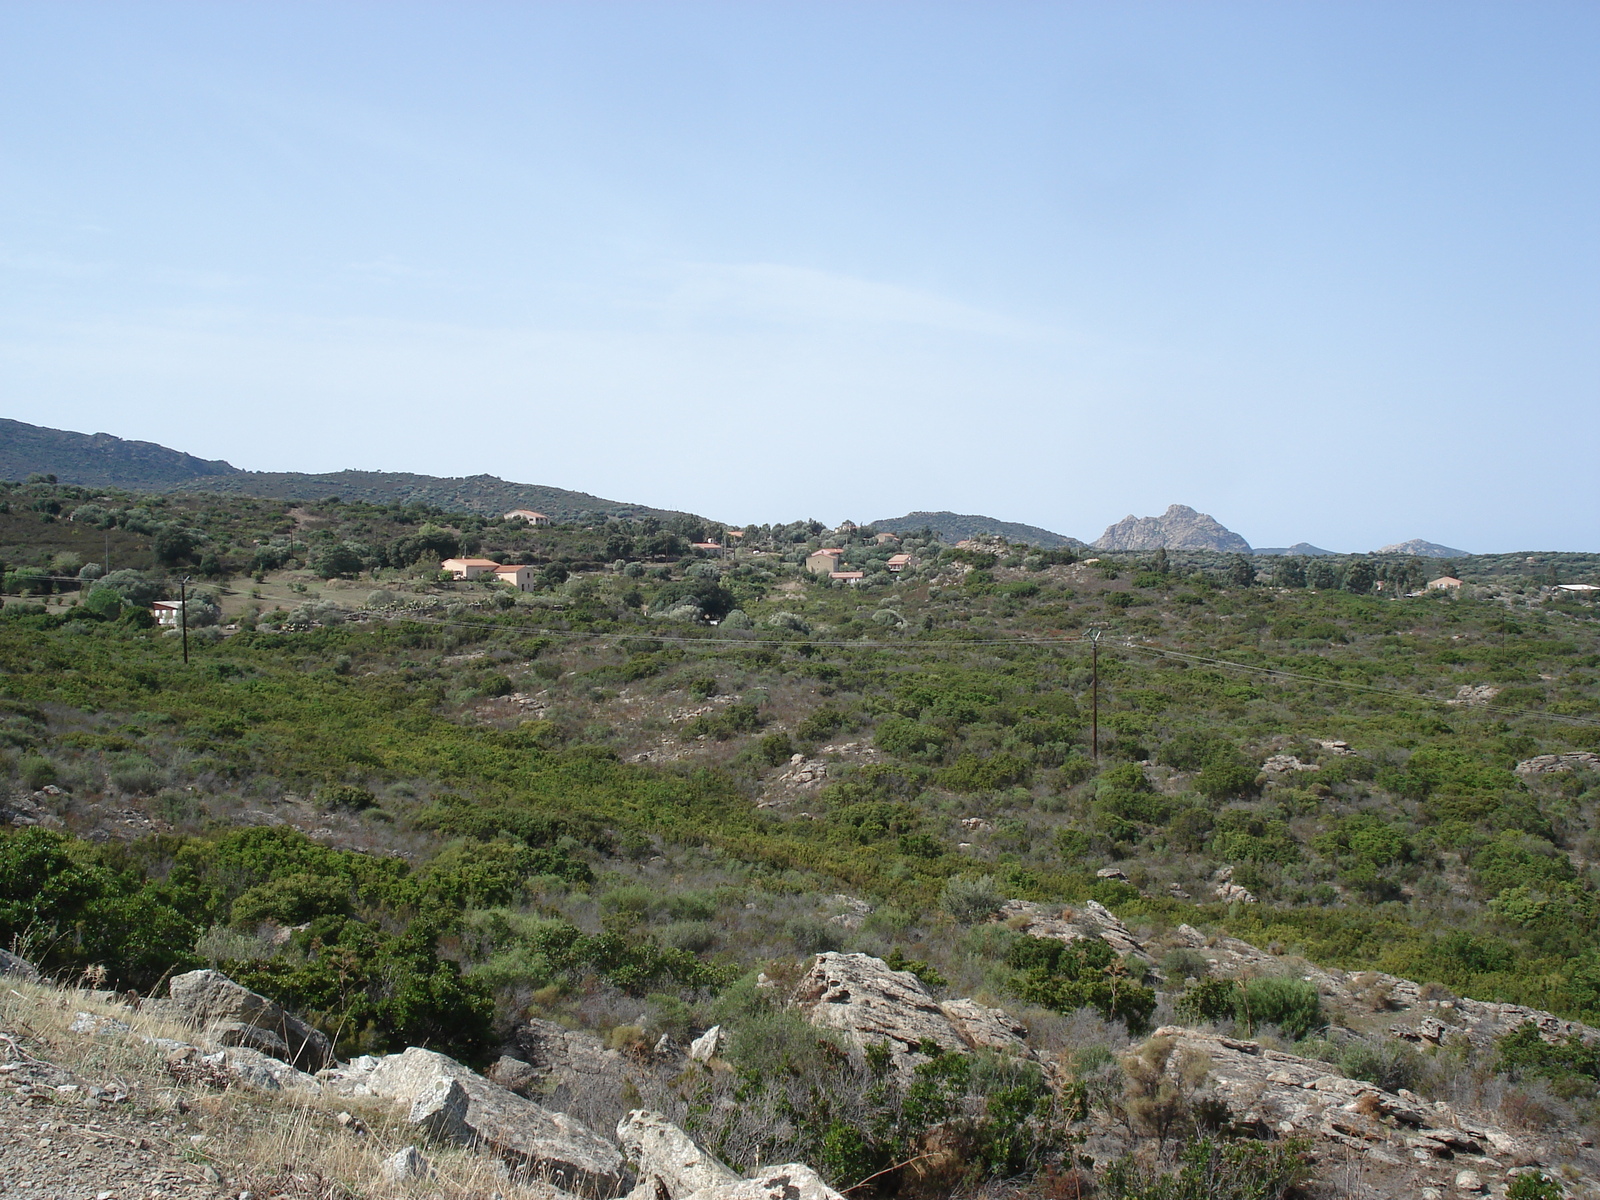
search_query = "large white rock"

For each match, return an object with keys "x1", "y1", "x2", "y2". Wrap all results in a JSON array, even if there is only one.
[
  {"x1": 678, "y1": 1164, "x2": 845, "y2": 1200},
  {"x1": 167, "y1": 969, "x2": 333, "y2": 1070},
  {"x1": 792, "y1": 953, "x2": 967, "y2": 1077},
  {"x1": 617, "y1": 1110, "x2": 737, "y2": 1200},
  {"x1": 937, "y1": 998, "x2": 1033, "y2": 1058},
  {"x1": 358, "y1": 1046, "x2": 625, "y2": 1195}
]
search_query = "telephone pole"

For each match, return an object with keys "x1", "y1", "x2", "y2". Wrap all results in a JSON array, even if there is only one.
[
  {"x1": 180, "y1": 576, "x2": 191, "y2": 664},
  {"x1": 1089, "y1": 627, "x2": 1100, "y2": 761}
]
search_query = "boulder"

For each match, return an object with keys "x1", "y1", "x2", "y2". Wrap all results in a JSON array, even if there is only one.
[
  {"x1": 0, "y1": 948, "x2": 40, "y2": 982},
  {"x1": 487, "y1": 1054, "x2": 541, "y2": 1096},
  {"x1": 678, "y1": 1164, "x2": 845, "y2": 1200},
  {"x1": 688, "y1": 1026, "x2": 722, "y2": 1063},
  {"x1": 167, "y1": 969, "x2": 332, "y2": 1071},
  {"x1": 382, "y1": 1146, "x2": 432, "y2": 1183},
  {"x1": 792, "y1": 953, "x2": 967, "y2": 1077},
  {"x1": 618, "y1": 1110, "x2": 737, "y2": 1200},
  {"x1": 353, "y1": 1046, "x2": 625, "y2": 1195}
]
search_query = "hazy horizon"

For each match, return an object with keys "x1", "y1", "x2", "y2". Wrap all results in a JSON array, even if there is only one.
[{"x1": 3, "y1": 3, "x2": 1596, "y2": 550}]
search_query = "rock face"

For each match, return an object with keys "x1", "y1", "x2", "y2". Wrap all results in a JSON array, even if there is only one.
[
  {"x1": 0, "y1": 948, "x2": 41, "y2": 982},
  {"x1": 165, "y1": 969, "x2": 333, "y2": 1071},
  {"x1": 618, "y1": 1110, "x2": 738, "y2": 1200},
  {"x1": 791, "y1": 953, "x2": 1037, "y2": 1078},
  {"x1": 328, "y1": 1046, "x2": 626, "y2": 1195},
  {"x1": 793, "y1": 953, "x2": 968, "y2": 1076},
  {"x1": 1131, "y1": 1027, "x2": 1597, "y2": 1198},
  {"x1": 1093, "y1": 505, "x2": 1250, "y2": 553},
  {"x1": 996, "y1": 898, "x2": 1154, "y2": 963},
  {"x1": 678, "y1": 1164, "x2": 846, "y2": 1200}
]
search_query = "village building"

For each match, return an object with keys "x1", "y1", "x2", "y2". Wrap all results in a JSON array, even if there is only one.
[
  {"x1": 829, "y1": 571, "x2": 866, "y2": 585},
  {"x1": 886, "y1": 553, "x2": 914, "y2": 572},
  {"x1": 151, "y1": 600, "x2": 187, "y2": 628},
  {"x1": 493, "y1": 564, "x2": 538, "y2": 591},
  {"x1": 1427, "y1": 576, "x2": 1464, "y2": 591},
  {"x1": 441, "y1": 557, "x2": 501, "y2": 580},
  {"x1": 503, "y1": 510, "x2": 551, "y2": 525},
  {"x1": 874, "y1": 532, "x2": 901, "y2": 544},
  {"x1": 806, "y1": 549, "x2": 843, "y2": 576},
  {"x1": 691, "y1": 541, "x2": 724, "y2": 557}
]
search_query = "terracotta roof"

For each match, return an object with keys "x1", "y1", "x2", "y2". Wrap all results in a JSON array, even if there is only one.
[{"x1": 829, "y1": 571, "x2": 865, "y2": 580}]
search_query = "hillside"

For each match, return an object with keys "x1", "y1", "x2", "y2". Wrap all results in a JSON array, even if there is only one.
[
  {"x1": 1254, "y1": 542, "x2": 1337, "y2": 557},
  {"x1": 1093, "y1": 503, "x2": 1251, "y2": 552},
  {"x1": 0, "y1": 419, "x2": 690, "y2": 522},
  {"x1": 870, "y1": 510, "x2": 1084, "y2": 548},
  {"x1": 2, "y1": 476, "x2": 1600, "y2": 1198},
  {"x1": 0, "y1": 417, "x2": 240, "y2": 489},
  {"x1": 168, "y1": 468, "x2": 687, "y2": 522}
]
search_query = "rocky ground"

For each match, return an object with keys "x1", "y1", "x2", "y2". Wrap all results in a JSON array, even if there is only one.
[{"x1": 3, "y1": 898, "x2": 1596, "y2": 1200}]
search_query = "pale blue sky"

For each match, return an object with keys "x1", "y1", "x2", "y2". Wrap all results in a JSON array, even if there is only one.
[{"x1": 2, "y1": 2, "x2": 1596, "y2": 550}]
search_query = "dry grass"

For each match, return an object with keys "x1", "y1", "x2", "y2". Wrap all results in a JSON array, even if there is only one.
[{"x1": 0, "y1": 977, "x2": 581, "y2": 1199}]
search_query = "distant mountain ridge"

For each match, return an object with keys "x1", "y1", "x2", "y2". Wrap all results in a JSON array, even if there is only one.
[
  {"x1": 168, "y1": 470, "x2": 683, "y2": 521},
  {"x1": 1094, "y1": 504, "x2": 1250, "y2": 553},
  {"x1": 871, "y1": 511, "x2": 1084, "y2": 549},
  {"x1": 1254, "y1": 543, "x2": 1337, "y2": 557},
  {"x1": 1377, "y1": 539, "x2": 1468, "y2": 558},
  {"x1": 0, "y1": 418, "x2": 241, "y2": 489},
  {"x1": 0, "y1": 418, "x2": 686, "y2": 521}
]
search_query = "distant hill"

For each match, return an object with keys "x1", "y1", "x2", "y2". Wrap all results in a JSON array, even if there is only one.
[
  {"x1": 1094, "y1": 504, "x2": 1250, "y2": 553},
  {"x1": 1254, "y1": 542, "x2": 1337, "y2": 557},
  {"x1": 0, "y1": 417, "x2": 241, "y2": 489},
  {"x1": 1377, "y1": 539, "x2": 1468, "y2": 558},
  {"x1": 871, "y1": 511, "x2": 1085, "y2": 549},
  {"x1": 0, "y1": 419, "x2": 687, "y2": 521},
  {"x1": 168, "y1": 470, "x2": 684, "y2": 521}
]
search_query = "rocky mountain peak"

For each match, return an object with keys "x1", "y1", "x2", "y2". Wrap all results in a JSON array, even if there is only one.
[{"x1": 1093, "y1": 503, "x2": 1251, "y2": 553}]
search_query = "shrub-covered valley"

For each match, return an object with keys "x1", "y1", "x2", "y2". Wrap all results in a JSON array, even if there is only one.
[{"x1": 3, "y1": 475, "x2": 1600, "y2": 1199}]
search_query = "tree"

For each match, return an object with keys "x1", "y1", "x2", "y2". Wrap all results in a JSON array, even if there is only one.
[
  {"x1": 1342, "y1": 559, "x2": 1377, "y2": 595},
  {"x1": 311, "y1": 543, "x2": 365, "y2": 580},
  {"x1": 152, "y1": 525, "x2": 200, "y2": 567},
  {"x1": 1227, "y1": 554, "x2": 1256, "y2": 588},
  {"x1": 1152, "y1": 547, "x2": 1169, "y2": 576},
  {"x1": 1273, "y1": 557, "x2": 1306, "y2": 588}
]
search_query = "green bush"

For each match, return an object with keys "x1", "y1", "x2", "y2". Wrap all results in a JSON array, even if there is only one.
[
  {"x1": 1006, "y1": 932, "x2": 1156, "y2": 1032},
  {"x1": 1174, "y1": 977, "x2": 1238, "y2": 1024},
  {"x1": 941, "y1": 874, "x2": 1003, "y2": 923},
  {"x1": 1099, "y1": 1135, "x2": 1310, "y2": 1200},
  {"x1": 1235, "y1": 977, "x2": 1324, "y2": 1040}
]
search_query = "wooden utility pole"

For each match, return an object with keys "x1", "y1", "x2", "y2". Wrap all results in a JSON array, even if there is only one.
[
  {"x1": 180, "y1": 576, "x2": 190, "y2": 664},
  {"x1": 1090, "y1": 627, "x2": 1100, "y2": 761}
]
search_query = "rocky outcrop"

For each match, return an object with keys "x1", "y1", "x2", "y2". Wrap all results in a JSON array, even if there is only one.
[
  {"x1": 1163, "y1": 923, "x2": 1600, "y2": 1054},
  {"x1": 1516, "y1": 751, "x2": 1600, "y2": 775},
  {"x1": 0, "y1": 948, "x2": 41, "y2": 982},
  {"x1": 618, "y1": 1110, "x2": 738, "y2": 1200},
  {"x1": 937, "y1": 998, "x2": 1032, "y2": 1058},
  {"x1": 1093, "y1": 505, "x2": 1250, "y2": 553},
  {"x1": 679, "y1": 1164, "x2": 846, "y2": 1200},
  {"x1": 793, "y1": 953, "x2": 968, "y2": 1076},
  {"x1": 1132, "y1": 1027, "x2": 1597, "y2": 1198},
  {"x1": 325, "y1": 1046, "x2": 626, "y2": 1195},
  {"x1": 164, "y1": 969, "x2": 333, "y2": 1071},
  {"x1": 996, "y1": 899, "x2": 1154, "y2": 963},
  {"x1": 791, "y1": 953, "x2": 1039, "y2": 1079}
]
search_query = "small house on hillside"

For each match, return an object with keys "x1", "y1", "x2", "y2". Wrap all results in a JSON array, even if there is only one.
[
  {"x1": 151, "y1": 600, "x2": 186, "y2": 627},
  {"x1": 493, "y1": 564, "x2": 537, "y2": 591},
  {"x1": 806, "y1": 549, "x2": 842, "y2": 576},
  {"x1": 829, "y1": 571, "x2": 865, "y2": 585},
  {"x1": 1427, "y1": 576, "x2": 1463, "y2": 591},
  {"x1": 886, "y1": 553, "x2": 914, "y2": 573},
  {"x1": 874, "y1": 532, "x2": 901, "y2": 544},
  {"x1": 442, "y1": 557, "x2": 500, "y2": 580},
  {"x1": 503, "y1": 510, "x2": 551, "y2": 525},
  {"x1": 691, "y1": 541, "x2": 724, "y2": 557}
]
